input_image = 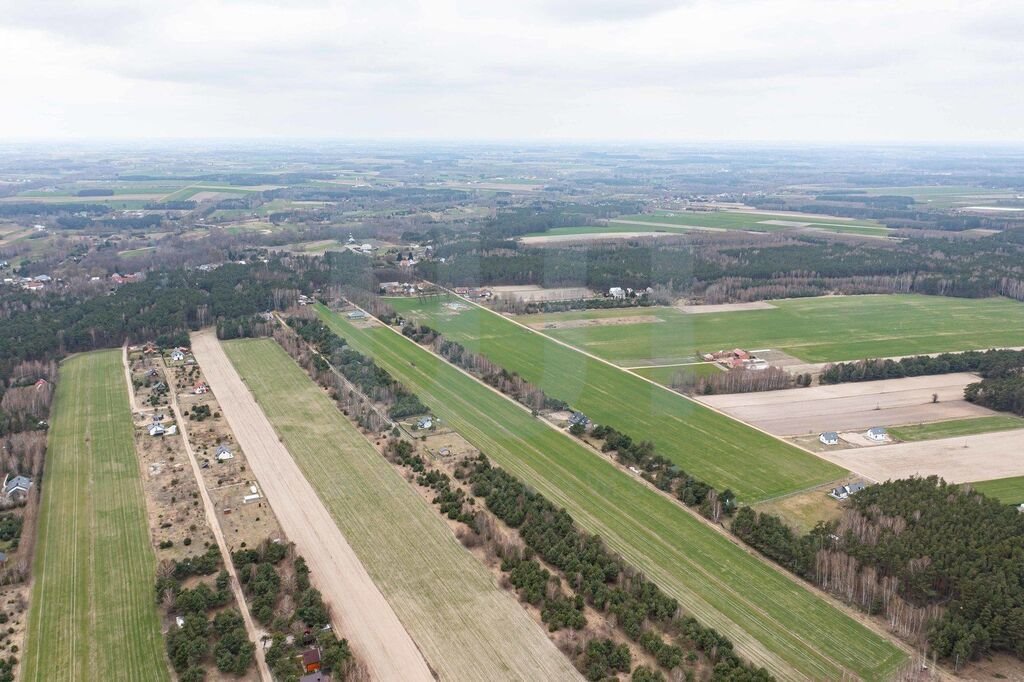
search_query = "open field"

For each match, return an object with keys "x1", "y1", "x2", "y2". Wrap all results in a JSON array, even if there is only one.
[
  {"x1": 489, "y1": 284, "x2": 596, "y2": 301},
  {"x1": 319, "y1": 304, "x2": 906, "y2": 681},
  {"x1": 517, "y1": 295, "x2": 1024, "y2": 366},
  {"x1": 24, "y1": 351, "x2": 168, "y2": 682},
  {"x1": 971, "y1": 476, "x2": 1024, "y2": 504},
  {"x1": 213, "y1": 335, "x2": 580, "y2": 681},
  {"x1": 889, "y1": 415, "x2": 1024, "y2": 442},
  {"x1": 630, "y1": 362, "x2": 723, "y2": 385},
  {"x1": 698, "y1": 373, "x2": 993, "y2": 437},
  {"x1": 611, "y1": 209, "x2": 892, "y2": 237},
  {"x1": 815, "y1": 429, "x2": 1024, "y2": 485},
  {"x1": 838, "y1": 185, "x2": 1019, "y2": 210},
  {"x1": 389, "y1": 298, "x2": 843, "y2": 502}
]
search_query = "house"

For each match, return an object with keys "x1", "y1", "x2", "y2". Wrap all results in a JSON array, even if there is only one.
[
  {"x1": 819, "y1": 432, "x2": 840, "y2": 446},
  {"x1": 170, "y1": 349, "x2": 186, "y2": 362},
  {"x1": 300, "y1": 673, "x2": 326, "y2": 682},
  {"x1": 829, "y1": 483, "x2": 866, "y2": 500},
  {"x1": 193, "y1": 382, "x2": 209, "y2": 395},
  {"x1": 22, "y1": 281, "x2": 44, "y2": 291},
  {"x1": 454, "y1": 287, "x2": 469, "y2": 295},
  {"x1": 34, "y1": 378, "x2": 49, "y2": 390},
  {"x1": 216, "y1": 445, "x2": 234, "y2": 462},
  {"x1": 359, "y1": 243, "x2": 373, "y2": 253},
  {"x1": 301, "y1": 648, "x2": 321, "y2": 674},
  {"x1": 3, "y1": 474, "x2": 32, "y2": 500},
  {"x1": 33, "y1": 274, "x2": 52, "y2": 283},
  {"x1": 148, "y1": 423, "x2": 166, "y2": 437},
  {"x1": 866, "y1": 427, "x2": 889, "y2": 442},
  {"x1": 609, "y1": 287, "x2": 625, "y2": 299},
  {"x1": 416, "y1": 416, "x2": 433, "y2": 430},
  {"x1": 347, "y1": 310, "x2": 367, "y2": 320},
  {"x1": 568, "y1": 412, "x2": 590, "y2": 427}
]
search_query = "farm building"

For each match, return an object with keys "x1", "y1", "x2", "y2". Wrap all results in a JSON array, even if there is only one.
[
  {"x1": 216, "y1": 445, "x2": 234, "y2": 462},
  {"x1": 819, "y1": 432, "x2": 840, "y2": 446},
  {"x1": 2, "y1": 474, "x2": 32, "y2": 500},
  {"x1": 866, "y1": 427, "x2": 889, "y2": 442},
  {"x1": 347, "y1": 310, "x2": 368, "y2": 320},
  {"x1": 609, "y1": 287, "x2": 625, "y2": 299},
  {"x1": 829, "y1": 483, "x2": 866, "y2": 500},
  {"x1": 170, "y1": 349, "x2": 186, "y2": 362},
  {"x1": 417, "y1": 416, "x2": 433, "y2": 430}
]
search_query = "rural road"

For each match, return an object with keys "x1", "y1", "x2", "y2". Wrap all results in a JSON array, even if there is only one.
[
  {"x1": 190, "y1": 330, "x2": 435, "y2": 682},
  {"x1": 122, "y1": 345, "x2": 274, "y2": 682}
]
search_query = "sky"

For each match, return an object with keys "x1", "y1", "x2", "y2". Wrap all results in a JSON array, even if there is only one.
[{"x1": 1, "y1": 0, "x2": 1022, "y2": 142}]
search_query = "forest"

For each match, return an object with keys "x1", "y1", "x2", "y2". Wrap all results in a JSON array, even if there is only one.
[{"x1": 820, "y1": 349, "x2": 1024, "y2": 385}]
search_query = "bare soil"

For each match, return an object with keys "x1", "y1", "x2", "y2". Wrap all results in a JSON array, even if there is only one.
[
  {"x1": 191, "y1": 330, "x2": 434, "y2": 682},
  {"x1": 697, "y1": 373, "x2": 993, "y2": 436},
  {"x1": 677, "y1": 301, "x2": 778, "y2": 314},
  {"x1": 489, "y1": 285, "x2": 596, "y2": 301},
  {"x1": 527, "y1": 315, "x2": 663, "y2": 330}
]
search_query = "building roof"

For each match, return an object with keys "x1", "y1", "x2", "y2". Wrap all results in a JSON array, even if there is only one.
[
  {"x1": 301, "y1": 649, "x2": 321, "y2": 666},
  {"x1": 299, "y1": 673, "x2": 326, "y2": 682},
  {"x1": 820, "y1": 431, "x2": 839, "y2": 440},
  {"x1": 867, "y1": 427, "x2": 888, "y2": 436},
  {"x1": 3, "y1": 475, "x2": 31, "y2": 496}
]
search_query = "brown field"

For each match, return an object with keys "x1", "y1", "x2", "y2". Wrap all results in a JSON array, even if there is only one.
[
  {"x1": 678, "y1": 301, "x2": 778, "y2": 314},
  {"x1": 815, "y1": 429, "x2": 1024, "y2": 484},
  {"x1": 190, "y1": 191, "x2": 244, "y2": 202},
  {"x1": 190, "y1": 331, "x2": 434, "y2": 682},
  {"x1": 527, "y1": 314, "x2": 663, "y2": 330},
  {"x1": 752, "y1": 485, "x2": 847, "y2": 534},
  {"x1": 698, "y1": 373, "x2": 992, "y2": 437},
  {"x1": 489, "y1": 284, "x2": 596, "y2": 301}
]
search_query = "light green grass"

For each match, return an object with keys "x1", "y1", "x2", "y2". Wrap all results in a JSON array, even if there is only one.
[
  {"x1": 970, "y1": 476, "x2": 1024, "y2": 504},
  {"x1": 387, "y1": 298, "x2": 843, "y2": 502},
  {"x1": 317, "y1": 305, "x2": 905, "y2": 680},
  {"x1": 889, "y1": 416, "x2": 1024, "y2": 442},
  {"x1": 24, "y1": 350, "x2": 168, "y2": 682},
  {"x1": 630, "y1": 362, "x2": 723, "y2": 386},
  {"x1": 525, "y1": 225, "x2": 694, "y2": 237},
  {"x1": 518, "y1": 295, "x2": 1024, "y2": 366},
  {"x1": 613, "y1": 210, "x2": 891, "y2": 236},
  {"x1": 223, "y1": 339, "x2": 580, "y2": 681}
]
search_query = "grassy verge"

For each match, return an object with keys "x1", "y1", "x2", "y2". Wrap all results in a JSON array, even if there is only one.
[
  {"x1": 23, "y1": 350, "x2": 168, "y2": 682},
  {"x1": 318, "y1": 304, "x2": 906, "y2": 681}
]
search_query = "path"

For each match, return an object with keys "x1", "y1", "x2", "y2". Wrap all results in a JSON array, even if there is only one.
[{"x1": 190, "y1": 330, "x2": 434, "y2": 682}]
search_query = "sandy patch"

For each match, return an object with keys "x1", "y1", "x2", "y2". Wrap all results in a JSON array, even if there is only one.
[
  {"x1": 815, "y1": 429, "x2": 1024, "y2": 484},
  {"x1": 678, "y1": 301, "x2": 778, "y2": 314},
  {"x1": 191, "y1": 330, "x2": 434, "y2": 682},
  {"x1": 528, "y1": 314, "x2": 663, "y2": 330},
  {"x1": 697, "y1": 373, "x2": 993, "y2": 436}
]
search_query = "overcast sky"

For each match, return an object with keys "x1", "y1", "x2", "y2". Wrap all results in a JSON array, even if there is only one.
[{"x1": 1, "y1": 0, "x2": 1021, "y2": 142}]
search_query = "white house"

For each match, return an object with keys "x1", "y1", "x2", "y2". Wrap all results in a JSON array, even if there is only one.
[
  {"x1": 829, "y1": 483, "x2": 866, "y2": 500},
  {"x1": 866, "y1": 427, "x2": 889, "y2": 442},
  {"x1": 170, "y1": 349, "x2": 185, "y2": 362},
  {"x1": 2, "y1": 474, "x2": 32, "y2": 500},
  {"x1": 819, "y1": 432, "x2": 840, "y2": 446},
  {"x1": 608, "y1": 287, "x2": 625, "y2": 299},
  {"x1": 416, "y1": 416, "x2": 433, "y2": 430},
  {"x1": 216, "y1": 444, "x2": 234, "y2": 462},
  {"x1": 148, "y1": 423, "x2": 166, "y2": 437}
]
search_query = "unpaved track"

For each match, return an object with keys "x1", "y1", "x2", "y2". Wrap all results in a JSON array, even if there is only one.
[{"x1": 191, "y1": 330, "x2": 433, "y2": 682}]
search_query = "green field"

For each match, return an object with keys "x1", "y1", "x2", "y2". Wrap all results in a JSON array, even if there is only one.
[
  {"x1": 612, "y1": 210, "x2": 892, "y2": 237},
  {"x1": 318, "y1": 305, "x2": 905, "y2": 679},
  {"x1": 516, "y1": 295, "x2": 1024, "y2": 367},
  {"x1": 889, "y1": 416, "x2": 1024, "y2": 442},
  {"x1": 525, "y1": 224, "x2": 695, "y2": 237},
  {"x1": 387, "y1": 298, "x2": 842, "y2": 502},
  {"x1": 631, "y1": 362, "x2": 723, "y2": 386},
  {"x1": 971, "y1": 476, "x2": 1024, "y2": 505},
  {"x1": 223, "y1": 339, "x2": 579, "y2": 681},
  {"x1": 24, "y1": 351, "x2": 168, "y2": 682}
]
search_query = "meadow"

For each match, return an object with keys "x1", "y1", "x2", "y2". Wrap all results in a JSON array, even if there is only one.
[
  {"x1": 388, "y1": 298, "x2": 843, "y2": 502},
  {"x1": 318, "y1": 305, "x2": 906, "y2": 680},
  {"x1": 889, "y1": 416, "x2": 1024, "y2": 442},
  {"x1": 23, "y1": 350, "x2": 167, "y2": 682},
  {"x1": 223, "y1": 339, "x2": 580, "y2": 681},
  {"x1": 518, "y1": 295, "x2": 1024, "y2": 366}
]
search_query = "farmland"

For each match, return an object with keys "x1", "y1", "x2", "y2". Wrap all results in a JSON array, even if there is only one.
[
  {"x1": 318, "y1": 304, "x2": 906, "y2": 680},
  {"x1": 611, "y1": 209, "x2": 892, "y2": 237},
  {"x1": 388, "y1": 297, "x2": 843, "y2": 501},
  {"x1": 517, "y1": 294, "x2": 1024, "y2": 366},
  {"x1": 23, "y1": 350, "x2": 168, "y2": 682},
  {"x1": 971, "y1": 476, "x2": 1024, "y2": 505},
  {"x1": 888, "y1": 415, "x2": 1024, "y2": 442},
  {"x1": 221, "y1": 338, "x2": 580, "y2": 681}
]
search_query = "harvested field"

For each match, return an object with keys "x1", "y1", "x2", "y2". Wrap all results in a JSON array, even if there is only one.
[
  {"x1": 527, "y1": 314, "x2": 662, "y2": 330},
  {"x1": 678, "y1": 301, "x2": 777, "y2": 314},
  {"x1": 24, "y1": 350, "x2": 167, "y2": 682},
  {"x1": 204, "y1": 334, "x2": 579, "y2": 681},
  {"x1": 319, "y1": 304, "x2": 907, "y2": 681},
  {"x1": 489, "y1": 284, "x2": 596, "y2": 301},
  {"x1": 889, "y1": 415, "x2": 1024, "y2": 442},
  {"x1": 814, "y1": 429, "x2": 1024, "y2": 484},
  {"x1": 697, "y1": 373, "x2": 993, "y2": 437},
  {"x1": 191, "y1": 332, "x2": 433, "y2": 682}
]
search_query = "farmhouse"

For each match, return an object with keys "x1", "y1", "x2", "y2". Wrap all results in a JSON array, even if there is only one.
[
  {"x1": 819, "y1": 431, "x2": 840, "y2": 446},
  {"x1": 866, "y1": 427, "x2": 889, "y2": 442},
  {"x1": 170, "y1": 349, "x2": 186, "y2": 362},
  {"x1": 569, "y1": 412, "x2": 590, "y2": 427},
  {"x1": 148, "y1": 423, "x2": 166, "y2": 437},
  {"x1": 2, "y1": 474, "x2": 32, "y2": 500},
  {"x1": 301, "y1": 648, "x2": 321, "y2": 673},
  {"x1": 216, "y1": 445, "x2": 234, "y2": 462},
  {"x1": 417, "y1": 416, "x2": 433, "y2": 430},
  {"x1": 193, "y1": 382, "x2": 209, "y2": 394},
  {"x1": 347, "y1": 310, "x2": 368, "y2": 320},
  {"x1": 829, "y1": 483, "x2": 866, "y2": 500},
  {"x1": 609, "y1": 287, "x2": 625, "y2": 299}
]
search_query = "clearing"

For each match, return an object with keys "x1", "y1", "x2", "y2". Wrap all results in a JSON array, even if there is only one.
[
  {"x1": 23, "y1": 350, "x2": 168, "y2": 682},
  {"x1": 813, "y1": 429, "x2": 1024, "y2": 485},
  {"x1": 211, "y1": 335, "x2": 580, "y2": 681},
  {"x1": 318, "y1": 304, "x2": 907, "y2": 681},
  {"x1": 697, "y1": 373, "x2": 993, "y2": 437},
  {"x1": 389, "y1": 297, "x2": 843, "y2": 502},
  {"x1": 516, "y1": 294, "x2": 1024, "y2": 367}
]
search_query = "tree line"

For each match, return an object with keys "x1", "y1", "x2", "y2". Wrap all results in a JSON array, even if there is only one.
[{"x1": 820, "y1": 349, "x2": 1024, "y2": 385}]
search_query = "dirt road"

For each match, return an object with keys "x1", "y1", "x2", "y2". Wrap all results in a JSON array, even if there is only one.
[{"x1": 190, "y1": 330, "x2": 434, "y2": 682}]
